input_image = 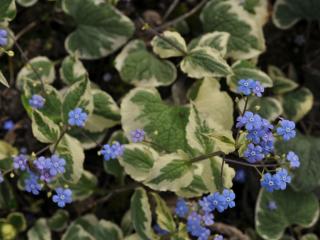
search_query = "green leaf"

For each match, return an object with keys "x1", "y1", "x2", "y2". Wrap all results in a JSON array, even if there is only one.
[
  {"x1": 7, "y1": 212, "x2": 26, "y2": 232},
  {"x1": 180, "y1": 47, "x2": 232, "y2": 79},
  {"x1": 70, "y1": 215, "x2": 123, "y2": 240},
  {"x1": 0, "y1": 141, "x2": 17, "y2": 171},
  {"x1": 151, "y1": 193, "x2": 176, "y2": 232},
  {"x1": 0, "y1": 70, "x2": 9, "y2": 88},
  {"x1": 255, "y1": 188, "x2": 319, "y2": 240},
  {"x1": 151, "y1": 31, "x2": 187, "y2": 58},
  {"x1": 68, "y1": 128, "x2": 105, "y2": 150},
  {"x1": 145, "y1": 152, "x2": 193, "y2": 192},
  {"x1": 56, "y1": 134, "x2": 85, "y2": 183},
  {"x1": 115, "y1": 40, "x2": 177, "y2": 87},
  {"x1": 16, "y1": 0, "x2": 38, "y2": 7},
  {"x1": 31, "y1": 110, "x2": 61, "y2": 143},
  {"x1": 227, "y1": 60, "x2": 273, "y2": 92},
  {"x1": 189, "y1": 78, "x2": 234, "y2": 130},
  {"x1": 201, "y1": 0, "x2": 265, "y2": 59},
  {"x1": 23, "y1": 81, "x2": 63, "y2": 124},
  {"x1": 119, "y1": 143, "x2": 157, "y2": 182},
  {"x1": 16, "y1": 56, "x2": 55, "y2": 90},
  {"x1": 84, "y1": 89, "x2": 120, "y2": 132},
  {"x1": 276, "y1": 133, "x2": 320, "y2": 192},
  {"x1": 62, "y1": 78, "x2": 93, "y2": 124},
  {"x1": 69, "y1": 170, "x2": 97, "y2": 201},
  {"x1": 272, "y1": 0, "x2": 320, "y2": 29},
  {"x1": 280, "y1": 87, "x2": 313, "y2": 122},
  {"x1": 268, "y1": 65, "x2": 298, "y2": 94},
  {"x1": 188, "y1": 31, "x2": 230, "y2": 57},
  {"x1": 121, "y1": 87, "x2": 193, "y2": 154},
  {"x1": 59, "y1": 55, "x2": 87, "y2": 85},
  {"x1": 0, "y1": 0, "x2": 16, "y2": 22},
  {"x1": 130, "y1": 188, "x2": 155, "y2": 240},
  {"x1": 27, "y1": 218, "x2": 51, "y2": 240},
  {"x1": 62, "y1": 224, "x2": 94, "y2": 240},
  {"x1": 62, "y1": 0, "x2": 134, "y2": 60},
  {"x1": 0, "y1": 180, "x2": 17, "y2": 210},
  {"x1": 246, "y1": 97, "x2": 283, "y2": 121},
  {"x1": 48, "y1": 209, "x2": 69, "y2": 232},
  {"x1": 301, "y1": 234, "x2": 319, "y2": 240},
  {"x1": 121, "y1": 210, "x2": 133, "y2": 236}
]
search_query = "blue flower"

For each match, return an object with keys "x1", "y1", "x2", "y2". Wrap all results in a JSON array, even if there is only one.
[
  {"x1": 0, "y1": 170, "x2": 3, "y2": 183},
  {"x1": 251, "y1": 81, "x2": 264, "y2": 97},
  {"x1": 13, "y1": 154, "x2": 28, "y2": 171},
  {"x1": 100, "y1": 141, "x2": 124, "y2": 161},
  {"x1": 234, "y1": 169, "x2": 246, "y2": 183},
  {"x1": 186, "y1": 212, "x2": 202, "y2": 237},
  {"x1": 130, "y1": 129, "x2": 145, "y2": 143},
  {"x1": 260, "y1": 173, "x2": 279, "y2": 192},
  {"x1": 236, "y1": 111, "x2": 262, "y2": 131},
  {"x1": 286, "y1": 151, "x2": 300, "y2": 169},
  {"x1": 274, "y1": 168, "x2": 291, "y2": 190},
  {"x1": 246, "y1": 128, "x2": 265, "y2": 144},
  {"x1": 52, "y1": 188, "x2": 72, "y2": 208},
  {"x1": 214, "y1": 234, "x2": 224, "y2": 240},
  {"x1": 237, "y1": 79, "x2": 264, "y2": 97},
  {"x1": 24, "y1": 173, "x2": 42, "y2": 195},
  {"x1": 49, "y1": 155, "x2": 66, "y2": 176},
  {"x1": 268, "y1": 201, "x2": 277, "y2": 210},
  {"x1": 3, "y1": 120, "x2": 14, "y2": 131},
  {"x1": 0, "y1": 29, "x2": 8, "y2": 46},
  {"x1": 198, "y1": 227, "x2": 211, "y2": 240},
  {"x1": 29, "y1": 94, "x2": 45, "y2": 109},
  {"x1": 237, "y1": 79, "x2": 253, "y2": 96},
  {"x1": 68, "y1": 107, "x2": 88, "y2": 127},
  {"x1": 276, "y1": 120, "x2": 296, "y2": 141},
  {"x1": 207, "y1": 192, "x2": 226, "y2": 213},
  {"x1": 175, "y1": 198, "x2": 189, "y2": 218},
  {"x1": 34, "y1": 156, "x2": 54, "y2": 182},
  {"x1": 202, "y1": 213, "x2": 214, "y2": 226},
  {"x1": 243, "y1": 143, "x2": 264, "y2": 163},
  {"x1": 199, "y1": 196, "x2": 212, "y2": 213},
  {"x1": 222, "y1": 189, "x2": 236, "y2": 209},
  {"x1": 34, "y1": 156, "x2": 50, "y2": 171}
]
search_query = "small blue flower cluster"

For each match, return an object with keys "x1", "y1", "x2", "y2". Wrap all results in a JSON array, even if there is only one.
[
  {"x1": 237, "y1": 79, "x2": 264, "y2": 97},
  {"x1": 237, "y1": 111, "x2": 275, "y2": 163},
  {"x1": 68, "y1": 107, "x2": 88, "y2": 127},
  {"x1": 13, "y1": 154, "x2": 28, "y2": 171},
  {"x1": 261, "y1": 168, "x2": 291, "y2": 192},
  {"x1": 17, "y1": 153, "x2": 71, "y2": 207},
  {"x1": 130, "y1": 128, "x2": 145, "y2": 143},
  {"x1": 34, "y1": 154, "x2": 66, "y2": 182},
  {"x1": 237, "y1": 112, "x2": 297, "y2": 163},
  {"x1": 175, "y1": 190, "x2": 233, "y2": 240},
  {"x1": 0, "y1": 29, "x2": 8, "y2": 46},
  {"x1": 29, "y1": 94, "x2": 45, "y2": 109},
  {"x1": 100, "y1": 141, "x2": 124, "y2": 161}
]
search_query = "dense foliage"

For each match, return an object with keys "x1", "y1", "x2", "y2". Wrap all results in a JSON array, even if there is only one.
[{"x1": 0, "y1": 0, "x2": 320, "y2": 239}]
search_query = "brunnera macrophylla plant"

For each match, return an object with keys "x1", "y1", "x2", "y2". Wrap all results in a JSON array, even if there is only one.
[{"x1": 0, "y1": 0, "x2": 319, "y2": 239}]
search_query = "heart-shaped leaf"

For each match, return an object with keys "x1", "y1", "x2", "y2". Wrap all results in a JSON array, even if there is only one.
[
  {"x1": 62, "y1": 0, "x2": 134, "y2": 59},
  {"x1": 273, "y1": 0, "x2": 320, "y2": 29},
  {"x1": 115, "y1": 40, "x2": 177, "y2": 87},
  {"x1": 0, "y1": 0, "x2": 16, "y2": 22},
  {"x1": 255, "y1": 188, "x2": 319, "y2": 240},
  {"x1": 201, "y1": 0, "x2": 265, "y2": 59},
  {"x1": 59, "y1": 55, "x2": 87, "y2": 85}
]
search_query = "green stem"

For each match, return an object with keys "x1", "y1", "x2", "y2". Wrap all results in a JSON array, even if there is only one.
[{"x1": 52, "y1": 126, "x2": 68, "y2": 153}]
